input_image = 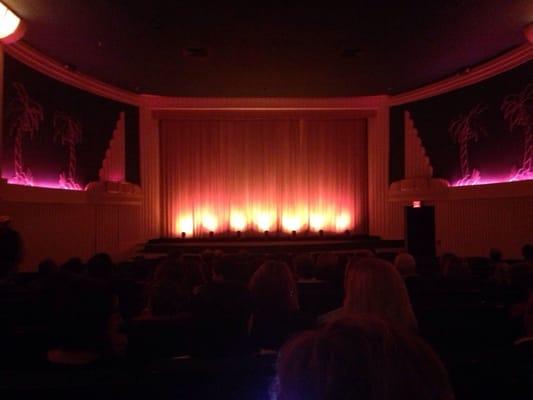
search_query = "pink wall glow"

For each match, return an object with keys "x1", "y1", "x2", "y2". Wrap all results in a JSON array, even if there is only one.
[
  {"x1": 6, "y1": 176, "x2": 84, "y2": 191},
  {"x1": 452, "y1": 172, "x2": 533, "y2": 187}
]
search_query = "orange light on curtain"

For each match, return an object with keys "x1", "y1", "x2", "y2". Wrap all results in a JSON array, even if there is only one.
[
  {"x1": 176, "y1": 215, "x2": 194, "y2": 236},
  {"x1": 230, "y1": 211, "x2": 247, "y2": 231},
  {"x1": 335, "y1": 212, "x2": 351, "y2": 232},
  {"x1": 282, "y1": 214, "x2": 303, "y2": 232},
  {"x1": 255, "y1": 212, "x2": 275, "y2": 232},
  {"x1": 160, "y1": 118, "x2": 368, "y2": 237},
  {"x1": 201, "y1": 213, "x2": 218, "y2": 232}
]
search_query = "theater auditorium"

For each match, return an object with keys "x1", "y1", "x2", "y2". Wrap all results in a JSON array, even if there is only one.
[{"x1": 0, "y1": 1, "x2": 532, "y2": 399}]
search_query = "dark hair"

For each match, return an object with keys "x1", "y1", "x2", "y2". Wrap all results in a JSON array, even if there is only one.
[
  {"x1": 522, "y1": 244, "x2": 533, "y2": 261},
  {"x1": 276, "y1": 316, "x2": 454, "y2": 400},
  {"x1": 61, "y1": 257, "x2": 85, "y2": 275},
  {"x1": 51, "y1": 278, "x2": 115, "y2": 351},
  {"x1": 293, "y1": 254, "x2": 315, "y2": 279},
  {"x1": 38, "y1": 258, "x2": 58, "y2": 275},
  {"x1": 489, "y1": 248, "x2": 502, "y2": 262},
  {"x1": 87, "y1": 253, "x2": 113, "y2": 280}
]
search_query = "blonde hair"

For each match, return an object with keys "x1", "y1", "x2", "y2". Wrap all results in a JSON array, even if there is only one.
[
  {"x1": 394, "y1": 253, "x2": 417, "y2": 277},
  {"x1": 344, "y1": 257, "x2": 418, "y2": 332}
]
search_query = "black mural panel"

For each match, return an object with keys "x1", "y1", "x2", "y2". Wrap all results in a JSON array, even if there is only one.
[
  {"x1": 2, "y1": 54, "x2": 139, "y2": 188},
  {"x1": 390, "y1": 61, "x2": 533, "y2": 185}
]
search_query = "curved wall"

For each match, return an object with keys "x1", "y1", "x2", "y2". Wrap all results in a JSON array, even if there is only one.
[{"x1": 1, "y1": 41, "x2": 532, "y2": 269}]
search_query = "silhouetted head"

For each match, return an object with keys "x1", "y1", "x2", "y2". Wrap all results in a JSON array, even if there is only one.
[
  {"x1": 38, "y1": 258, "x2": 58, "y2": 276},
  {"x1": 522, "y1": 244, "x2": 533, "y2": 262},
  {"x1": 293, "y1": 254, "x2": 315, "y2": 280},
  {"x1": 87, "y1": 253, "x2": 113, "y2": 280},
  {"x1": 344, "y1": 257, "x2": 417, "y2": 332},
  {"x1": 276, "y1": 315, "x2": 454, "y2": 400},
  {"x1": 61, "y1": 257, "x2": 85, "y2": 275},
  {"x1": 249, "y1": 260, "x2": 299, "y2": 314},
  {"x1": 394, "y1": 253, "x2": 417, "y2": 277}
]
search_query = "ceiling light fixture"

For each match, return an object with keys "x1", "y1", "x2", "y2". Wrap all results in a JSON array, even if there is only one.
[{"x1": 0, "y1": 2, "x2": 25, "y2": 43}]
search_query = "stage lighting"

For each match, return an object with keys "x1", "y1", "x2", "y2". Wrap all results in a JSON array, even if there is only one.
[
  {"x1": 282, "y1": 215, "x2": 302, "y2": 233},
  {"x1": 177, "y1": 215, "x2": 193, "y2": 236},
  {"x1": 0, "y1": 2, "x2": 24, "y2": 43},
  {"x1": 256, "y1": 213, "x2": 273, "y2": 232},
  {"x1": 202, "y1": 213, "x2": 218, "y2": 232},
  {"x1": 310, "y1": 214, "x2": 325, "y2": 231},
  {"x1": 230, "y1": 211, "x2": 246, "y2": 231},
  {"x1": 335, "y1": 213, "x2": 350, "y2": 232}
]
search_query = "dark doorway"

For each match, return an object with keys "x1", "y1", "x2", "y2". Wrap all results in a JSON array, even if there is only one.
[{"x1": 405, "y1": 205, "x2": 436, "y2": 259}]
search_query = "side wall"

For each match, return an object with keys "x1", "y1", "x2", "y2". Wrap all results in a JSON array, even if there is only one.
[
  {"x1": 0, "y1": 44, "x2": 143, "y2": 270},
  {"x1": 388, "y1": 44, "x2": 533, "y2": 258}
]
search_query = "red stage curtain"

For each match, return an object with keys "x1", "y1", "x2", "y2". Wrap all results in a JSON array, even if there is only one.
[{"x1": 160, "y1": 117, "x2": 368, "y2": 236}]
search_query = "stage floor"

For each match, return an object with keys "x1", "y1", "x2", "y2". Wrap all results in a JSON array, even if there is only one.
[{"x1": 143, "y1": 236, "x2": 404, "y2": 254}]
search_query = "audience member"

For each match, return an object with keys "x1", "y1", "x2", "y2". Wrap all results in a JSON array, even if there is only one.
[
  {"x1": 61, "y1": 257, "x2": 86, "y2": 275},
  {"x1": 148, "y1": 256, "x2": 205, "y2": 316},
  {"x1": 394, "y1": 252, "x2": 417, "y2": 278},
  {"x1": 489, "y1": 248, "x2": 511, "y2": 285},
  {"x1": 87, "y1": 252, "x2": 114, "y2": 280},
  {"x1": 47, "y1": 277, "x2": 126, "y2": 365},
  {"x1": 191, "y1": 276, "x2": 253, "y2": 358},
  {"x1": 276, "y1": 315, "x2": 454, "y2": 400},
  {"x1": 249, "y1": 260, "x2": 308, "y2": 349},
  {"x1": 292, "y1": 254, "x2": 315, "y2": 281},
  {"x1": 320, "y1": 257, "x2": 418, "y2": 333}
]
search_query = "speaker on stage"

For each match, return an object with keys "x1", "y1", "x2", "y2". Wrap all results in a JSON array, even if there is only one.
[{"x1": 405, "y1": 204, "x2": 436, "y2": 260}]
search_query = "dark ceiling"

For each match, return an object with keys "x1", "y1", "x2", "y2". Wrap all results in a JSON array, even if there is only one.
[{"x1": 3, "y1": 0, "x2": 533, "y2": 97}]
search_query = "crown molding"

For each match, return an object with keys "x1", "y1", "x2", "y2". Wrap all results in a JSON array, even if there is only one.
[
  {"x1": 3, "y1": 41, "x2": 140, "y2": 106},
  {"x1": 389, "y1": 43, "x2": 533, "y2": 106},
  {"x1": 140, "y1": 94, "x2": 389, "y2": 111}
]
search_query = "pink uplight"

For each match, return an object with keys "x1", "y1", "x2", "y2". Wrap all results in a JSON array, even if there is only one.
[
  {"x1": 452, "y1": 172, "x2": 533, "y2": 187},
  {"x1": 6, "y1": 177, "x2": 84, "y2": 191}
]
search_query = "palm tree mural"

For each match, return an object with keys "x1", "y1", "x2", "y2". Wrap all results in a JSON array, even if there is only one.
[
  {"x1": 501, "y1": 83, "x2": 533, "y2": 181},
  {"x1": 7, "y1": 82, "x2": 44, "y2": 185},
  {"x1": 449, "y1": 103, "x2": 487, "y2": 186},
  {"x1": 53, "y1": 112, "x2": 82, "y2": 189}
]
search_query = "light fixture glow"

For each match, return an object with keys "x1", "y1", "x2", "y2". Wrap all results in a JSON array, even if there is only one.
[
  {"x1": 282, "y1": 215, "x2": 302, "y2": 232},
  {"x1": 230, "y1": 211, "x2": 247, "y2": 231},
  {"x1": 335, "y1": 213, "x2": 351, "y2": 232},
  {"x1": 202, "y1": 213, "x2": 218, "y2": 232},
  {"x1": 309, "y1": 214, "x2": 326, "y2": 231},
  {"x1": 176, "y1": 215, "x2": 194, "y2": 236},
  {"x1": 0, "y1": 2, "x2": 23, "y2": 42},
  {"x1": 412, "y1": 201, "x2": 421, "y2": 208},
  {"x1": 255, "y1": 212, "x2": 274, "y2": 232}
]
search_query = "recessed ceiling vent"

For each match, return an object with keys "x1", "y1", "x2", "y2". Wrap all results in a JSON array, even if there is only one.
[
  {"x1": 183, "y1": 47, "x2": 209, "y2": 58},
  {"x1": 341, "y1": 48, "x2": 361, "y2": 58}
]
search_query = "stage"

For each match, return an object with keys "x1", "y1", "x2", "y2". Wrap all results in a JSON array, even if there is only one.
[{"x1": 143, "y1": 235, "x2": 404, "y2": 255}]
